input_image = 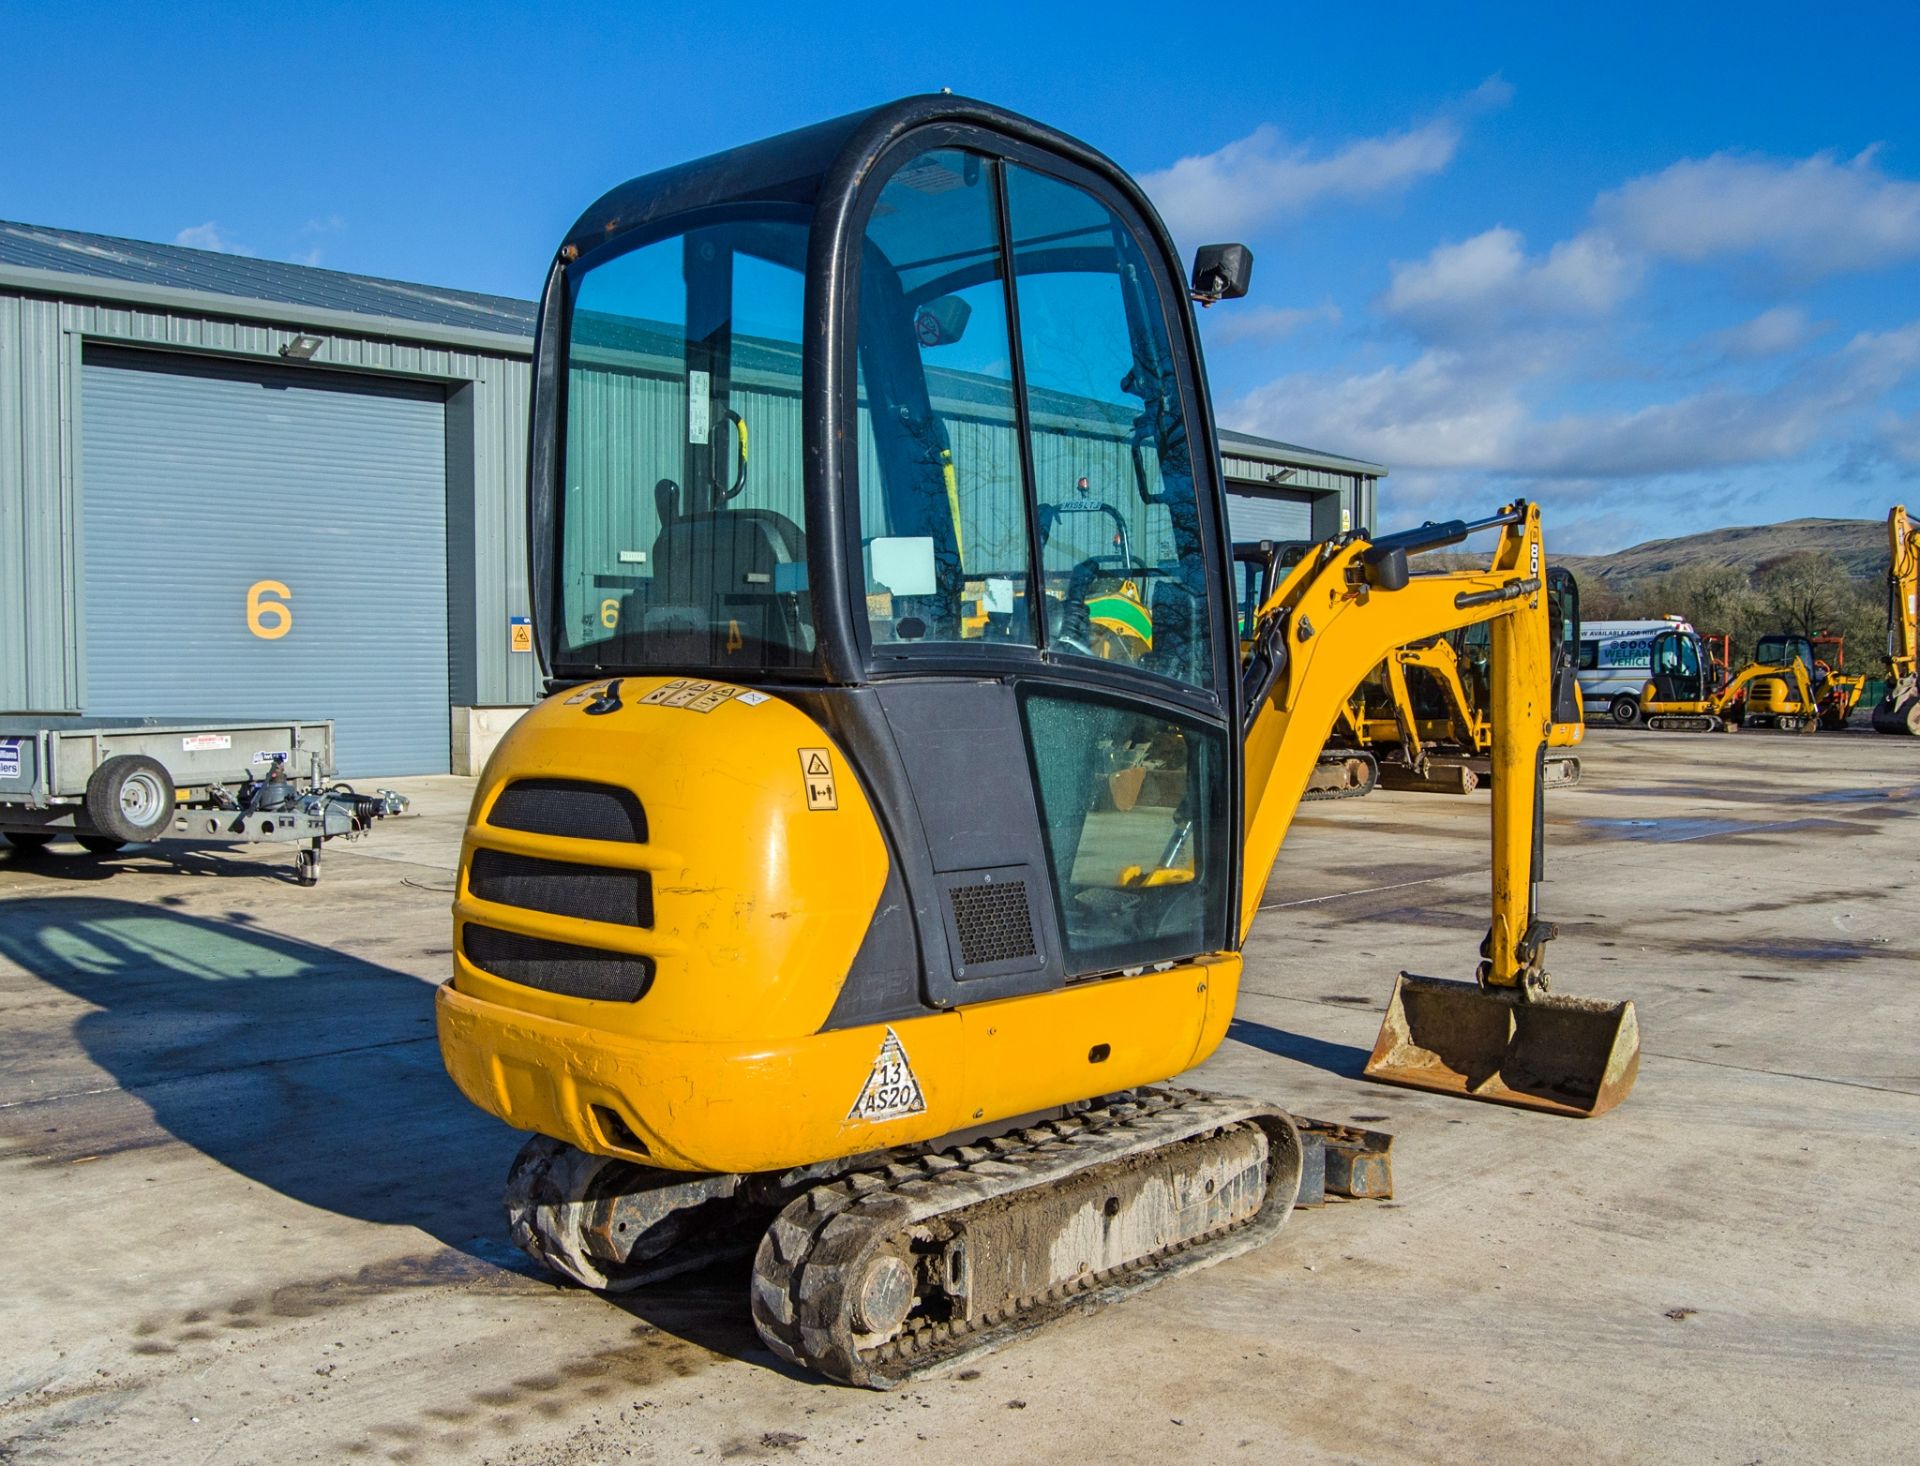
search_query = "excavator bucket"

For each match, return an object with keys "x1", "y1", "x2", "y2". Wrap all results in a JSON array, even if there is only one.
[{"x1": 1364, "y1": 973, "x2": 1640, "y2": 1117}]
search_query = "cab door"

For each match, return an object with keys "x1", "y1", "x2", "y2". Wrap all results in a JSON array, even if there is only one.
[
  {"x1": 1546, "y1": 567, "x2": 1582, "y2": 725},
  {"x1": 847, "y1": 137, "x2": 1238, "y2": 991},
  {"x1": 1648, "y1": 629, "x2": 1705, "y2": 703}
]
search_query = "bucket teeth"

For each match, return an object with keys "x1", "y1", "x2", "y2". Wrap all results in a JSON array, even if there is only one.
[{"x1": 1364, "y1": 973, "x2": 1641, "y2": 1118}]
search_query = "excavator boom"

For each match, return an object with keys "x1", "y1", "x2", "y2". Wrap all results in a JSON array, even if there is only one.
[{"x1": 1238, "y1": 506, "x2": 1637, "y2": 1115}]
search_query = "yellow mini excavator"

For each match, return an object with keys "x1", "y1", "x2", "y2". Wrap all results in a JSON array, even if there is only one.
[
  {"x1": 1640, "y1": 627, "x2": 1862, "y2": 733},
  {"x1": 1301, "y1": 564, "x2": 1584, "y2": 795},
  {"x1": 436, "y1": 96, "x2": 1640, "y2": 1388},
  {"x1": 1873, "y1": 504, "x2": 1920, "y2": 734}
]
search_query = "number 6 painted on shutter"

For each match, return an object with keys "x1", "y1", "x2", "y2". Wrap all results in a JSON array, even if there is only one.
[{"x1": 247, "y1": 580, "x2": 293, "y2": 639}]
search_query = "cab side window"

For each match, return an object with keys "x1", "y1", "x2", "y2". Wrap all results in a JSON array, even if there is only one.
[
  {"x1": 1004, "y1": 165, "x2": 1212, "y2": 690},
  {"x1": 855, "y1": 151, "x2": 1030, "y2": 648},
  {"x1": 1021, "y1": 688, "x2": 1227, "y2": 972},
  {"x1": 852, "y1": 151, "x2": 1216, "y2": 691}
]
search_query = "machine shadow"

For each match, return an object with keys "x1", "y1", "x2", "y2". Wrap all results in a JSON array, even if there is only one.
[
  {"x1": 1227, "y1": 1017, "x2": 1373, "y2": 1079},
  {"x1": 0, "y1": 896, "x2": 781, "y2": 1367},
  {"x1": 0, "y1": 896, "x2": 518, "y2": 1257},
  {"x1": 0, "y1": 840, "x2": 304, "y2": 884}
]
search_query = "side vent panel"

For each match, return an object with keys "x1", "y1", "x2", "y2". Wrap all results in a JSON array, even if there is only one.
[
  {"x1": 487, "y1": 778, "x2": 647, "y2": 843},
  {"x1": 468, "y1": 848, "x2": 653, "y2": 928},
  {"x1": 938, "y1": 866, "x2": 1045, "y2": 979},
  {"x1": 462, "y1": 923, "x2": 654, "y2": 1003}
]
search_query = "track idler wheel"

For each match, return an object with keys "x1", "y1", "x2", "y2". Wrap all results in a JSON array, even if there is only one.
[
  {"x1": 505, "y1": 1135, "x2": 769, "y2": 1293},
  {"x1": 505, "y1": 1135, "x2": 651, "y2": 1291}
]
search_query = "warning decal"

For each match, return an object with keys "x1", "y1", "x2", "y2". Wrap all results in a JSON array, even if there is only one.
[
  {"x1": 849, "y1": 1027, "x2": 927, "y2": 1122},
  {"x1": 798, "y1": 747, "x2": 838, "y2": 810}
]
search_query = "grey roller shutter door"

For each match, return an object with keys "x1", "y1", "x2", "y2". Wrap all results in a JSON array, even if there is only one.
[
  {"x1": 1225, "y1": 487, "x2": 1312, "y2": 544},
  {"x1": 81, "y1": 347, "x2": 450, "y2": 776}
]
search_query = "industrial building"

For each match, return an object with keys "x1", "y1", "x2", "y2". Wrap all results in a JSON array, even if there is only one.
[{"x1": 0, "y1": 221, "x2": 1386, "y2": 775}]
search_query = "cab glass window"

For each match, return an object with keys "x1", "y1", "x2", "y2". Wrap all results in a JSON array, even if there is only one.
[
  {"x1": 855, "y1": 151, "x2": 1030, "y2": 648},
  {"x1": 1004, "y1": 165, "x2": 1212, "y2": 690},
  {"x1": 1654, "y1": 633, "x2": 1700, "y2": 678},
  {"x1": 1756, "y1": 635, "x2": 1809, "y2": 669},
  {"x1": 1022, "y1": 688, "x2": 1228, "y2": 973},
  {"x1": 560, "y1": 217, "x2": 814, "y2": 671},
  {"x1": 852, "y1": 150, "x2": 1216, "y2": 691}
]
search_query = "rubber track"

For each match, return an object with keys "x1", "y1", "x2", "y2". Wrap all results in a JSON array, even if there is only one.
[
  {"x1": 1303, "y1": 752, "x2": 1379, "y2": 802},
  {"x1": 748, "y1": 1088, "x2": 1298, "y2": 1389}
]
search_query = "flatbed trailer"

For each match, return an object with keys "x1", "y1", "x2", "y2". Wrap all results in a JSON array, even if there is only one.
[{"x1": 0, "y1": 716, "x2": 405, "y2": 885}]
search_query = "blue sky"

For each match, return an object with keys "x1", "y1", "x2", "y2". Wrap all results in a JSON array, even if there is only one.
[{"x1": 4, "y1": 3, "x2": 1918, "y2": 552}]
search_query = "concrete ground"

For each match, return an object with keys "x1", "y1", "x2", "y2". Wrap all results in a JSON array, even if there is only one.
[{"x1": 1, "y1": 731, "x2": 1915, "y2": 1465}]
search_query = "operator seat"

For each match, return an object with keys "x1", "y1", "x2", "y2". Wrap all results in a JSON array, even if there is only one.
[{"x1": 624, "y1": 507, "x2": 810, "y2": 665}]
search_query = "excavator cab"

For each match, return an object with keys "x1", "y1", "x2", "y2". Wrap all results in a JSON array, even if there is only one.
[{"x1": 1647, "y1": 627, "x2": 1710, "y2": 704}]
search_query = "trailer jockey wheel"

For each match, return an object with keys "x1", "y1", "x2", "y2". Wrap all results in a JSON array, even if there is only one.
[
  {"x1": 296, "y1": 842, "x2": 321, "y2": 886},
  {"x1": 83, "y1": 754, "x2": 176, "y2": 845}
]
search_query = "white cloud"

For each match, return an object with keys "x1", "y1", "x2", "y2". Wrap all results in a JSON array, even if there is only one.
[
  {"x1": 1229, "y1": 320, "x2": 1920, "y2": 482},
  {"x1": 1140, "y1": 79, "x2": 1509, "y2": 244},
  {"x1": 174, "y1": 221, "x2": 251, "y2": 256},
  {"x1": 1594, "y1": 148, "x2": 1920, "y2": 274},
  {"x1": 1709, "y1": 305, "x2": 1819, "y2": 359},
  {"x1": 1201, "y1": 300, "x2": 1341, "y2": 345},
  {"x1": 1880, "y1": 409, "x2": 1920, "y2": 465},
  {"x1": 1381, "y1": 227, "x2": 1639, "y2": 336},
  {"x1": 1232, "y1": 348, "x2": 1532, "y2": 471}
]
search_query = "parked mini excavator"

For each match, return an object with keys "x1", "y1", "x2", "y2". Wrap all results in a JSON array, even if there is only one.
[
  {"x1": 1296, "y1": 563, "x2": 1584, "y2": 794},
  {"x1": 1873, "y1": 504, "x2": 1920, "y2": 734},
  {"x1": 436, "y1": 95, "x2": 1640, "y2": 1388},
  {"x1": 1640, "y1": 627, "x2": 1861, "y2": 732}
]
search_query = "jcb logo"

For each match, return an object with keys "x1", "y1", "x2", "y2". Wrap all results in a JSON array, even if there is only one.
[{"x1": 247, "y1": 580, "x2": 293, "y2": 640}]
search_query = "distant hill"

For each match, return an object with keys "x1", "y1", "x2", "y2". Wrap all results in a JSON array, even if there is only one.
[{"x1": 1552, "y1": 517, "x2": 1885, "y2": 586}]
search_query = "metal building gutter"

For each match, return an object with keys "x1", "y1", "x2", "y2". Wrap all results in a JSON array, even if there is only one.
[
  {"x1": 0, "y1": 262, "x2": 535, "y2": 359},
  {"x1": 1217, "y1": 429, "x2": 1389, "y2": 479}
]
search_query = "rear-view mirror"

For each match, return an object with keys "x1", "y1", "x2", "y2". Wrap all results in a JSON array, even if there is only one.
[
  {"x1": 1191, "y1": 243, "x2": 1254, "y2": 303},
  {"x1": 914, "y1": 295, "x2": 972, "y2": 347}
]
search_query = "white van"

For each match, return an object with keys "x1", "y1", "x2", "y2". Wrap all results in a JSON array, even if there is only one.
[{"x1": 1578, "y1": 617, "x2": 1697, "y2": 725}]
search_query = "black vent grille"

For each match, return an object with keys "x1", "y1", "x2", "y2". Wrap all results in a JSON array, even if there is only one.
[
  {"x1": 948, "y1": 879, "x2": 1037, "y2": 966},
  {"x1": 487, "y1": 779, "x2": 647, "y2": 843},
  {"x1": 462, "y1": 923, "x2": 654, "y2": 1003},
  {"x1": 469, "y1": 848, "x2": 653, "y2": 928}
]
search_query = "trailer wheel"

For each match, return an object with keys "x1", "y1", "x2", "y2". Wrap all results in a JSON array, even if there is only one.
[
  {"x1": 1609, "y1": 694, "x2": 1640, "y2": 726},
  {"x1": 84, "y1": 755, "x2": 175, "y2": 844},
  {"x1": 76, "y1": 835, "x2": 126, "y2": 855},
  {"x1": 1, "y1": 830, "x2": 54, "y2": 854}
]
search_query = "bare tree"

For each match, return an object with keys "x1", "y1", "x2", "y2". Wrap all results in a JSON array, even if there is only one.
[{"x1": 1756, "y1": 551, "x2": 1844, "y2": 640}]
